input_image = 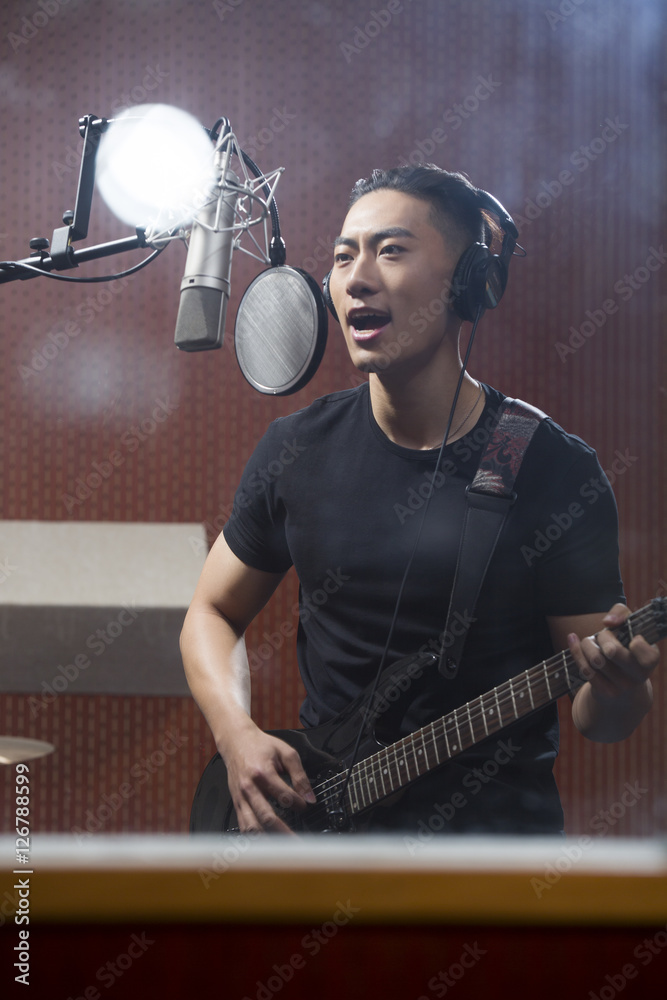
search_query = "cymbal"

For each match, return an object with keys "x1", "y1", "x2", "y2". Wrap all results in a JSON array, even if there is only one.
[{"x1": 0, "y1": 736, "x2": 55, "y2": 765}]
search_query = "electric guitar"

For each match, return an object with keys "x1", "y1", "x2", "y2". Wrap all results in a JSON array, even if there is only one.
[{"x1": 190, "y1": 598, "x2": 666, "y2": 833}]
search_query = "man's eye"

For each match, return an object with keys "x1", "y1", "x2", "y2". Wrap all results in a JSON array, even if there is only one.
[
  {"x1": 380, "y1": 244, "x2": 404, "y2": 255},
  {"x1": 334, "y1": 252, "x2": 352, "y2": 263}
]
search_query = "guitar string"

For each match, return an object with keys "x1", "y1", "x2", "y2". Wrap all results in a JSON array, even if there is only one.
[
  {"x1": 308, "y1": 607, "x2": 659, "y2": 822},
  {"x1": 235, "y1": 605, "x2": 661, "y2": 831},
  {"x1": 302, "y1": 606, "x2": 661, "y2": 824}
]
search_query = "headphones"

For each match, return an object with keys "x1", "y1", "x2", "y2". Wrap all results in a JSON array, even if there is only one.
[{"x1": 322, "y1": 188, "x2": 519, "y2": 324}]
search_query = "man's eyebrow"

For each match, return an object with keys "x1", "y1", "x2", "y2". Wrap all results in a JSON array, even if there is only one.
[{"x1": 333, "y1": 227, "x2": 417, "y2": 250}]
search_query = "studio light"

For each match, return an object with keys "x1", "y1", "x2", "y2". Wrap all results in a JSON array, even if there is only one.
[{"x1": 96, "y1": 103, "x2": 217, "y2": 229}]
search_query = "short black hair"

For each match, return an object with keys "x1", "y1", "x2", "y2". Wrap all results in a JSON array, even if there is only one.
[{"x1": 348, "y1": 165, "x2": 493, "y2": 257}]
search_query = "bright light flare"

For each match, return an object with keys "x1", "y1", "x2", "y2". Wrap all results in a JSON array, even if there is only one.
[{"x1": 96, "y1": 104, "x2": 217, "y2": 228}]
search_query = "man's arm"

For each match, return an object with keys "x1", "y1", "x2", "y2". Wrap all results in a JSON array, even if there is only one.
[
  {"x1": 547, "y1": 604, "x2": 659, "y2": 742},
  {"x1": 180, "y1": 533, "x2": 315, "y2": 833}
]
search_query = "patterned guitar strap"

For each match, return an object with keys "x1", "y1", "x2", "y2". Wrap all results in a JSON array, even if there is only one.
[{"x1": 438, "y1": 397, "x2": 547, "y2": 678}]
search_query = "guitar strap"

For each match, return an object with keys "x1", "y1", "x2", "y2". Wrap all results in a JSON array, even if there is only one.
[{"x1": 437, "y1": 397, "x2": 547, "y2": 678}]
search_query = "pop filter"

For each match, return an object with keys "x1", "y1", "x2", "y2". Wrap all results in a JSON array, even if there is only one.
[{"x1": 234, "y1": 265, "x2": 328, "y2": 395}]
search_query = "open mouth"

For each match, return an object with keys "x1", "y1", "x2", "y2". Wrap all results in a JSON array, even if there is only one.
[{"x1": 348, "y1": 312, "x2": 391, "y2": 340}]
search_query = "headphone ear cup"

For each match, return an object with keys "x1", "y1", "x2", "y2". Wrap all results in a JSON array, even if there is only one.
[
  {"x1": 450, "y1": 243, "x2": 508, "y2": 322},
  {"x1": 450, "y1": 243, "x2": 488, "y2": 322},
  {"x1": 322, "y1": 269, "x2": 338, "y2": 321}
]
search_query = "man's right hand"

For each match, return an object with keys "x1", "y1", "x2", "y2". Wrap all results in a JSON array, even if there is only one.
[
  {"x1": 181, "y1": 536, "x2": 315, "y2": 833},
  {"x1": 221, "y1": 724, "x2": 317, "y2": 835}
]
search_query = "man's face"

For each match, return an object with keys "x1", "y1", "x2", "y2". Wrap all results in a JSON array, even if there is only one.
[{"x1": 328, "y1": 188, "x2": 462, "y2": 375}]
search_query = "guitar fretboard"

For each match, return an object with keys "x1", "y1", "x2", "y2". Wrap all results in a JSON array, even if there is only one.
[{"x1": 317, "y1": 600, "x2": 665, "y2": 819}]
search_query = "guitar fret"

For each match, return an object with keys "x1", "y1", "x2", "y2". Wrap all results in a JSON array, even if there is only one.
[
  {"x1": 448, "y1": 714, "x2": 461, "y2": 753},
  {"x1": 355, "y1": 766, "x2": 367, "y2": 811},
  {"x1": 508, "y1": 676, "x2": 518, "y2": 718},
  {"x1": 365, "y1": 759, "x2": 377, "y2": 803},
  {"x1": 440, "y1": 719, "x2": 450, "y2": 759},
  {"x1": 398, "y1": 737, "x2": 410, "y2": 787},
  {"x1": 429, "y1": 724, "x2": 439, "y2": 767},
  {"x1": 516, "y1": 674, "x2": 528, "y2": 712},
  {"x1": 399, "y1": 738, "x2": 410, "y2": 784},
  {"x1": 390, "y1": 742, "x2": 400, "y2": 792},
  {"x1": 542, "y1": 661, "x2": 552, "y2": 699},
  {"x1": 382, "y1": 758, "x2": 390, "y2": 796},
  {"x1": 419, "y1": 730, "x2": 428, "y2": 774},
  {"x1": 349, "y1": 771, "x2": 360, "y2": 814},
  {"x1": 481, "y1": 694, "x2": 489, "y2": 736},
  {"x1": 398, "y1": 740, "x2": 408, "y2": 784},
  {"x1": 362, "y1": 763, "x2": 373, "y2": 808},
  {"x1": 562, "y1": 650, "x2": 578, "y2": 692},
  {"x1": 466, "y1": 703, "x2": 475, "y2": 743},
  {"x1": 377, "y1": 756, "x2": 388, "y2": 797},
  {"x1": 413, "y1": 733, "x2": 422, "y2": 775},
  {"x1": 410, "y1": 735, "x2": 420, "y2": 780},
  {"x1": 494, "y1": 686, "x2": 502, "y2": 724},
  {"x1": 527, "y1": 671, "x2": 535, "y2": 709}
]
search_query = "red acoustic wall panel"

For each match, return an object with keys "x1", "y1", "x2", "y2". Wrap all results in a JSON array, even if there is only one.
[{"x1": 0, "y1": 0, "x2": 664, "y2": 835}]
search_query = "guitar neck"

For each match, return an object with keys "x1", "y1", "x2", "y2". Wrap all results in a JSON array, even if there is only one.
[{"x1": 328, "y1": 600, "x2": 666, "y2": 819}]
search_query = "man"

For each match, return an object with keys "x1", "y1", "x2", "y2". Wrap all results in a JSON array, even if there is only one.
[{"x1": 181, "y1": 166, "x2": 659, "y2": 835}]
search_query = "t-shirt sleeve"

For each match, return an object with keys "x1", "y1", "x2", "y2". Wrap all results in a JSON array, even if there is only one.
[
  {"x1": 530, "y1": 446, "x2": 625, "y2": 616},
  {"x1": 222, "y1": 425, "x2": 293, "y2": 574}
]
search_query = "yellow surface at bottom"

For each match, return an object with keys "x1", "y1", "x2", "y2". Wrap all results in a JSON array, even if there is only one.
[{"x1": 16, "y1": 867, "x2": 667, "y2": 925}]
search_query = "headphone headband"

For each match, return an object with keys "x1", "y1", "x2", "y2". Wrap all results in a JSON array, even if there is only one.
[{"x1": 475, "y1": 188, "x2": 518, "y2": 240}]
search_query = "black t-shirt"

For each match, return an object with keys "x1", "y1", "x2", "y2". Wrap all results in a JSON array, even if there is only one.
[{"x1": 224, "y1": 382, "x2": 624, "y2": 833}]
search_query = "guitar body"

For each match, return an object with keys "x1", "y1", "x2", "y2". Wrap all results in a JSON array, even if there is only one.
[{"x1": 190, "y1": 649, "x2": 439, "y2": 833}]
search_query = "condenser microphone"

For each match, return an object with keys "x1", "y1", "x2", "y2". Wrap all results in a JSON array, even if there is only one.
[{"x1": 174, "y1": 174, "x2": 239, "y2": 352}]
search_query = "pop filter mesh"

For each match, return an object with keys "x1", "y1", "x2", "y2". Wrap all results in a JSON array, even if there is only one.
[{"x1": 234, "y1": 266, "x2": 327, "y2": 395}]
